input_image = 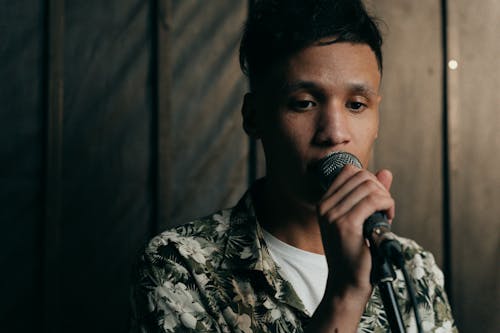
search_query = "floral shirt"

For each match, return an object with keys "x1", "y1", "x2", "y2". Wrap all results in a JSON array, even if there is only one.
[{"x1": 131, "y1": 187, "x2": 457, "y2": 333}]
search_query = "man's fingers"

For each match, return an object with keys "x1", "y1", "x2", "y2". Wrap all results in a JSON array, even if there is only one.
[
  {"x1": 321, "y1": 181, "x2": 387, "y2": 222},
  {"x1": 319, "y1": 167, "x2": 388, "y2": 216},
  {"x1": 375, "y1": 169, "x2": 393, "y2": 192},
  {"x1": 333, "y1": 194, "x2": 395, "y2": 229},
  {"x1": 318, "y1": 168, "x2": 396, "y2": 224},
  {"x1": 321, "y1": 164, "x2": 361, "y2": 198}
]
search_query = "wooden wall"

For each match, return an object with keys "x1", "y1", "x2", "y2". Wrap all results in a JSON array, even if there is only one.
[
  {"x1": 0, "y1": 1, "x2": 45, "y2": 332},
  {"x1": 447, "y1": 1, "x2": 500, "y2": 331},
  {"x1": 169, "y1": 0, "x2": 248, "y2": 227},
  {"x1": 368, "y1": 0, "x2": 500, "y2": 332},
  {"x1": 369, "y1": 0, "x2": 444, "y2": 266},
  {"x1": 0, "y1": 0, "x2": 498, "y2": 332},
  {"x1": 0, "y1": 1, "x2": 248, "y2": 332}
]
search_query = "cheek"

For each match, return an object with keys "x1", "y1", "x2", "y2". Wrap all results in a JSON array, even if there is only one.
[
  {"x1": 366, "y1": 123, "x2": 379, "y2": 141},
  {"x1": 358, "y1": 111, "x2": 379, "y2": 139},
  {"x1": 363, "y1": 122, "x2": 378, "y2": 145},
  {"x1": 277, "y1": 115, "x2": 315, "y2": 154},
  {"x1": 260, "y1": 114, "x2": 314, "y2": 168},
  {"x1": 264, "y1": 112, "x2": 306, "y2": 145},
  {"x1": 351, "y1": 115, "x2": 379, "y2": 164}
]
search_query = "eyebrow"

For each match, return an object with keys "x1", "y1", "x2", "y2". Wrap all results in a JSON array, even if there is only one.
[
  {"x1": 280, "y1": 80, "x2": 378, "y2": 97},
  {"x1": 280, "y1": 80, "x2": 322, "y2": 95},
  {"x1": 346, "y1": 83, "x2": 378, "y2": 97}
]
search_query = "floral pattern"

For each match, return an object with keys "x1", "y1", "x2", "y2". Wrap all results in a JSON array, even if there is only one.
[{"x1": 131, "y1": 188, "x2": 457, "y2": 333}]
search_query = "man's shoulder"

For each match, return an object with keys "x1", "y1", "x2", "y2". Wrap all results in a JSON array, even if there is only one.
[
  {"x1": 142, "y1": 208, "x2": 235, "y2": 268},
  {"x1": 398, "y1": 236, "x2": 438, "y2": 263},
  {"x1": 398, "y1": 236, "x2": 425, "y2": 255},
  {"x1": 392, "y1": 238, "x2": 456, "y2": 331},
  {"x1": 396, "y1": 236, "x2": 445, "y2": 287}
]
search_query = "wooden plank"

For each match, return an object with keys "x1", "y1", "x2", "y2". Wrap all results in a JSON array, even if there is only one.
[
  {"x1": 368, "y1": 0, "x2": 445, "y2": 266},
  {"x1": 154, "y1": 0, "x2": 173, "y2": 233},
  {"x1": 169, "y1": 0, "x2": 249, "y2": 226},
  {"x1": 60, "y1": 1, "x2": 153, "y2": 332},
  {"x1": 439, "y1": 0, "x2": 453, "y2": 301},
  {"x1": 0, "y1": 1, "x2": 45, "y2": 331},
  {"x1": 43, "y1": 0, "x2": 64, "y2": 332},
  {"x1": 447, "y1": 0, "x2": 500, "y2": 331}
]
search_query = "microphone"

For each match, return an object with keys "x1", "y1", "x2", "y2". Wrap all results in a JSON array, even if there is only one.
[{"x1": 316, "y1": 151, "x2": 402, "y2": 262}]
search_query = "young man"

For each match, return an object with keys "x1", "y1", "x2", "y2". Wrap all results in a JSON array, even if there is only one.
[{"x1": 131, "y1": 1, "x2": 456, "y2": 332}]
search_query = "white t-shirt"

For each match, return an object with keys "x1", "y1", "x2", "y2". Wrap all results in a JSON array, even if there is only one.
[{"x1": 262, "y1": 229, "x2": 328, "y2": 315}]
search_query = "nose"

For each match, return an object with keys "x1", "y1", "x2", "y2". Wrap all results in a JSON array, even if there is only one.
[{"x1": 312, "y1": 101, "x2": 351, "y2": 147}]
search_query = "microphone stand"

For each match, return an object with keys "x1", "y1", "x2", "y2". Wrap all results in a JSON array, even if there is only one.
[
  {"x1": 366, "y1": 212, "x2": 406, "y2": 333},
  {"x1": 371, "y1": 253, "x2": 406, "y2": 333}
]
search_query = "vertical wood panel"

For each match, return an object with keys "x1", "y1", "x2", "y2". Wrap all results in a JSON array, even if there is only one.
[
  {"x1": 62, "y1": 1, "x2": 153, "y2": 331},
  {"x1": 170, "y1": 0, "x2": 248, "y2": 226},
  {"x1": 155, "y1": 0, "x2": 173, "y2": 233},
  {"x1": 0, "y1": 1, "x2": 45, "y2": 331},
  {"x1": 439, "y1": 0, "x2": 453, "y2": 300},
  {"x1": 43, "y1": 0, "x2": 64, "y2": 332},
  {"x1": 369, "y1": 0, "x2": 445, "y2": 266},
  {"x1": 448, "y1": 0, "x2": 500, "y2": 331}
]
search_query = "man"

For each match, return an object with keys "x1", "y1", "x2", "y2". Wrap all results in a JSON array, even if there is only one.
[{"x1": 131, "y1": 0, "x2": 456, "y2": 332}]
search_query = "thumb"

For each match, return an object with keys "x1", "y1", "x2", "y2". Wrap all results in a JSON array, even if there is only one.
[
  {"x1": 376, "y1": 169, "x2": 395, "y2": 222},
  {"x1": 376, "y1": 169, "x2": 393, "y2": 191}
]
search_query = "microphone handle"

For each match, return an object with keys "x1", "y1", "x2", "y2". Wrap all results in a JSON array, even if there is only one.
[
  {"x1": 363, "y1": 212, "x2": 403, "y2": 264},
  {"x1": 365, "y1": 212, "x2": 406, "y2": 333}
]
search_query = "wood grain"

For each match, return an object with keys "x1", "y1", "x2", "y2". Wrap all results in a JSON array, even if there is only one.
[
  {"x1": 169, "y1": 0, "x2": 249, "y2": 226},
  {"x1": 447, "y1": 0, "x2": 500, "y2": 331},
  {"x1": 60, "y1": 1, "x2": 153, "y2": 331},
  {"x1": 155, "y1": 0, "x2": 173, "y2": 233},
  {"x1": 44, "y1": 0, "x2": 64, "y2": 332},
  {"x1": 0, "y1": 1, "x2": 45, "y2": 331},
  {"x1": 369, "y1": 0, "x2": 445, "y2": 266}
]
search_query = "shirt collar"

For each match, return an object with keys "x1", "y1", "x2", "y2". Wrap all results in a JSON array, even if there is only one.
[{"x1": 220, "y1": 180, "x2": 308, "y2": 315}]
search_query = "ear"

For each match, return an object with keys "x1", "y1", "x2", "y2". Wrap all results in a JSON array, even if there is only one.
[
  {"x1": 374, "y1": 95, "x2": 382, "y2": 139},
  {"x1": 241, "y1": 93, "x2": 261, "y2": 139}
]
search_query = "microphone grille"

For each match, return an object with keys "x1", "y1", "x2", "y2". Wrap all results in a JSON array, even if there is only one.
[{"x1": 317, "y1": 151, "x2": 362, "y2": 190}]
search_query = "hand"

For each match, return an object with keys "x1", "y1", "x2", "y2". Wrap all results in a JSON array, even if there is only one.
[
  {"x1": 306, "y1": 165, "x2": 394, "y2": 332},
  {"x1": 318, "y1": 164, "x2": 394, "y2": 292}
]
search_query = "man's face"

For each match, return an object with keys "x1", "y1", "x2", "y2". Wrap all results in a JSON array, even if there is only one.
[{"x1": 252, "y1": 41, "x2": 382, "y2": 204}]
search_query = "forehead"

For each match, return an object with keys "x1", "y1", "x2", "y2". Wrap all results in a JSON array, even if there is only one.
[{"x1": 268, "y1": 42, "x2": 381, "y2": 95}]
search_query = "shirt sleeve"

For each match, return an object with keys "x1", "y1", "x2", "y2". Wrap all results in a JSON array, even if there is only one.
[
  {"x1": 130, "y1": 242, "x2": 222, "y2": 333},
  {"x1": 425, "y1": 253, "x2": 458, "y2": 332},
  {"x1": 410, "y1": 248, "x2": 458, "y2": 333}
]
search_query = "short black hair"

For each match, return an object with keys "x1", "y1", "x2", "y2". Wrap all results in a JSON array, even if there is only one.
[{"x1": 239, "y1": 0, "x2": 383, "y2": 91}]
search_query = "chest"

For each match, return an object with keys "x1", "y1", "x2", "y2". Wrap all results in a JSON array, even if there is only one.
[{"x1": 206, "y1": 272, "x2": 307, "y2": 333}]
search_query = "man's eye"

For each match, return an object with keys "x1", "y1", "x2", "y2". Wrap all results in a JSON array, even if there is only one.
[
  {"x1": 346, "y1": 101, "x2": 367, "y2": 112},
  {"x1": 289, "y1": 100, "x2": 316, "y2": 111}
]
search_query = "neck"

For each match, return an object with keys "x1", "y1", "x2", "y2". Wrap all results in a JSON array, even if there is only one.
[{"x1": 253, "y1": 178, "x2": 325, "y2": 255}]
